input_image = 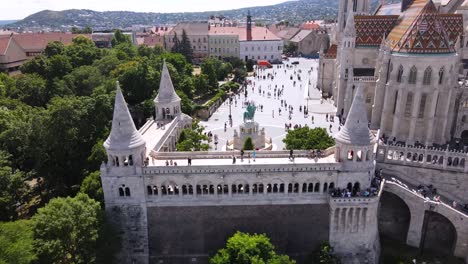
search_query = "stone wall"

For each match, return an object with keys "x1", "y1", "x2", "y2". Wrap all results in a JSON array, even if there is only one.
[
  {"x1": 147, "y1": 204, "x2": 330, "y2": 264},
  {"x1": 377, "y1": 163, "x2": 468, "y2": 201}
]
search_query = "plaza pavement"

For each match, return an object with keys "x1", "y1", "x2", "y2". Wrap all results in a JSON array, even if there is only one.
[{"x1": 200, "y1": 58, "x2": 340, "y2": 151}]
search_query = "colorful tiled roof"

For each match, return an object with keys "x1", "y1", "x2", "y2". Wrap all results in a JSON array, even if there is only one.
[
  {"x1": 323, "y1": 44, "x2": 337, "y2": 58},
  {"x1": 389, "y1": 0, "x2": 461, "y2": 53},
  {"x1": 12, "y1": 33, "x2": 91, "y2": 53},
  {"x1": 355, "y1": 15, "x2": 399, "y2": 46}
]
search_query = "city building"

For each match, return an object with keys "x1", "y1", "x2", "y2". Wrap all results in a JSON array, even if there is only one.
[
  {"x1": 0, "y1": 35, "x2": 27, "y2": 75},
  {"x1": 165, "y1": 22, "x2": 209, "y2": 63},
  {"x1": 208, "y1": 26, "x2": 240, "y2": 59}
]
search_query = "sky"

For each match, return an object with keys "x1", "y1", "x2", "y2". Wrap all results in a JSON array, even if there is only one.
[{"x1": 2, "y1": 0, "x2": 289, "y2": 20}]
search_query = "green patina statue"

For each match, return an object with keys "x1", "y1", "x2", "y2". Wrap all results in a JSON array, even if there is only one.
[{"x1": 243, "y1": 104, "x2": 256, "y2": 123}]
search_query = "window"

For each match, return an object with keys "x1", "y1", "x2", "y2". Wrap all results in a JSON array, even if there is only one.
[
  {"x1": 423, "y1": 67, "x2": 432, "y2": 85},
  {"x1": 353, "y1": 0, "x2": 357, "y2": 11},
  {"x1": 393, "y1": 90, "x2": 398, "y2": 114},
  {"x1": 386, "y1": 63, "x2": 393, "y2": 83},
  {"x1": 439, "y1": 67, "x2": 445, "y2": 84},
  {"x1": 408, "y1": 66, "x2": 417, "y2": 84},
  {"x1": 418, "y1": 94, "x2": 427, "y2": 118},
  {"x1": 404, "y1": 92, "x2": 413, "y2": 117},
  {"x1": 119, "y1": 185, "x2": 131, "y2": 197},
  {"x1": 397, "y1": 65, "x2": 403, "y2": 83}
]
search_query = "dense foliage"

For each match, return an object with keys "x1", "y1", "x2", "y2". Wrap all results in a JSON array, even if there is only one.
[
  {"x1": 283, "y1": 127, "x2": 334, "y2": 150},
  {"x1": 210, "y1": 232, "x2": 296, "y2": 264},
  {"x1": 32, "y1": 193, "x2": 101, "y2": 264},
  {"x1": 243, "y1": 137, "x2": 254, "y2": 151},
  {"x1": 176, "y1": 120, "x2": 209, "y2": 151},
  {"x1": 0, "y1": 34, "x2": 246, "y2": 263},
  {"x1": 0, "y1": 220, "x2": 36, "y2": 264}
]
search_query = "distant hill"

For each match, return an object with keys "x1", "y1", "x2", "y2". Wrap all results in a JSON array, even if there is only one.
[
  {"x1": 0, "y1": 20, "x2": 18, "y2": 26},
  {"x1": 7, "y1": 0, "x2": 382, "y2": 31}
]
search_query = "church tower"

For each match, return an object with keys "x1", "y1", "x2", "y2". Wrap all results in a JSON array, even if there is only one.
[
  {"x1": 101, "y1": 81, "x2": 149, "y2": 264},
  {"x1": 246, "y1": 10, "x2": 253, "y2": 41},
  {"x1": 329, "y1": 84, "x2": 380, "y2": 263},
  {"x1": 335, "y1": 12, "x2": 356, "y2": 118},
  {"x1": 336, "y1": 0, "x2": 370, "y2": 41},
  {"x1": 154, "y1": 61, "x2": 181, "y2": 123}
]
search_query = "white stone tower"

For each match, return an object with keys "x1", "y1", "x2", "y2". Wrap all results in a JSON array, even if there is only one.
[
  {"x1": 336, "y1": 0, "x2": 369, "y2": 41},
  {"x1": 101, "y1": 81, "x2": 149, "y2": 264},
  {"x1": 154, "y1": 60, "x2": 181, "y2": 123},
  {"x1": 335, "y1": 12, "x2": 356, "y2": 118},
  {"x1": 329, "y1": 84, "x2": 380, "y2": 263}
]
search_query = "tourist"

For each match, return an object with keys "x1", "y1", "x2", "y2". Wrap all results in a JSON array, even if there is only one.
[
  {"x1": 165, "y1": 160, "x2": 169, "y2": 166},
  {"x1": 232, "y1": 155, "x2": 236, "y2": 164},
  {"x1": 453, "y1": 200, "x2": 457, "y2": 208},
  {"x1": 170, "y1": 160, "x2": 173, "y2": 165},
  {"x1": 253, "y1": 150, "x2": 256, "y2": 161},
  {"x1": 188, "y1": 157, "x2": 192, "y2": 166},
  {"x1": 289, "y1": 149, "x2": 294, "y2": 161},
  {"x1": 241, "y1": 149, "x2": 244, "y2": 161}
]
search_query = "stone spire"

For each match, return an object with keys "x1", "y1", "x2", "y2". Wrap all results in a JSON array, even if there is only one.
[
  {"x1": 335, "y1": 85, "x2": 376, "y2": 146},
  {"x1": 343, "y1": 11, "x2": 356, "y2": 37},
  {"x1": 154, "y1": 60, "x2": 181, "y2": 104},
  {"x1": 104, "y1": 81, "x2": 145, "y2": 151}
]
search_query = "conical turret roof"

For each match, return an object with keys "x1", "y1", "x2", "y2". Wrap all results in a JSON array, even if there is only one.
[
  {"x1": 154, "y1": 61, "x2": 181, "y2": 104},
  {"x1": 104, "y1": 82, "x2": 146, "y2": 151},
  {"x1": 335, "y1": 85, "x2": 376, "y2": 146},
  {"x1": 344, "y1": 11, "x2": 356, "y2": 37}
]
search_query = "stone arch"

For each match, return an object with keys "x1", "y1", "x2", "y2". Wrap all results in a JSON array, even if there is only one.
[
  {"x1": 420, "y1": 211, "x2": 457, "y2": 256},
  {"x1": 378, "y1": 191, "x2": 411, "y2": 243}
]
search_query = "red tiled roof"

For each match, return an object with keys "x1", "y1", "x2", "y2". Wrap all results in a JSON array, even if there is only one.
[
  {"x1": 209, "y1": 26, "x2": 280, "y2": 41},
  {"x1": 301, "y1": 21, "x2": 321, "y2": 30},
  {"x1": 355, "y1": 15, "x2": 399, "y2": 46},
  {"x1": 389, "y1": 0, "x2": 461, "y2": 53},
  {"x1": 324, "y1": 44, "x2": 337, "y2": 58},
  {"x1": 0, "y1": 36, "x2": 11, "y2": 55},
  {"x1": 12, "y1": 33, "x2": 91, "y2": 52}
]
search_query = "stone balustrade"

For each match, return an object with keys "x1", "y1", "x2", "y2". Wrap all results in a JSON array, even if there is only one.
[
  {"x1": 353, "y1": 76, "x2": 377, "y2": 83},
  {"x1": 377, "y1": 143, "x2": 468, "y2": 172}
]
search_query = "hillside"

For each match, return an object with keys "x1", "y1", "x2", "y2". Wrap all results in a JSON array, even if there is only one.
[{"x1": 6, "y1": 0, "x2": 382, "y2": 31}]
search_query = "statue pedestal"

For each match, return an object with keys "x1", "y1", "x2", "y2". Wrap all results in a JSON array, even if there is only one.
[{"x1": 231, "y1": 121, "x2": 272, "y2": 150}]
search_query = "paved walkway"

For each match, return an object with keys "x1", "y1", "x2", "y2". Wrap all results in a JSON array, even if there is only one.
[{"x1": 201, "y1": 58, "x2": 339, "y2": 151}]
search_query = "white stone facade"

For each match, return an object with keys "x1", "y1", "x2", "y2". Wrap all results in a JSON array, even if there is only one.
[{"x1": 240, "y1": 40, "x2": 283, "y2": 62}]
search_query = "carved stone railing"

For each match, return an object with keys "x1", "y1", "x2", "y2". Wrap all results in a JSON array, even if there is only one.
[
  {"x1": 353, "y1": 76, "x2": 377, "y2": 83},
  {"x1": 376, "y1": 143, "x2": 468, "y2": 172}
]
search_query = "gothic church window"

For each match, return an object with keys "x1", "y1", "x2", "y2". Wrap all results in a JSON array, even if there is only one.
[
  {"x1": 404, "y1": 92, "x2": 413, "y2": 117},
  {"x1": 418, "y1": 94, "x2": 427, "y2": 118},
  {"x1": 438, "y1": 67, "x2": 444, "y2": 85},
  {"x1": 423, "y1": 67, "x2": 432, "y2": 85},
  {"x1": 408, "y1": 66, "x2": 417, "y2": 84},
  {"x1": 397, "y1": 65, "x2": 403, "y2": 83},
  {"x1": 353, "y1": 0, "x2": 357, "y2": 12}
]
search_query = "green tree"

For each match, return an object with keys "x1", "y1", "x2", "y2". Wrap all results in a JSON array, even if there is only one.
[
  {"x1": 138, "y1": 45, "x2": 153, "y2": 58},
  {"x1": 20, "y1": 54, "x2": 49, "y2": 77},
  {"x1": 283, "y1": 42, "x2": 298, "y2": 56},
  {"x1": 193, "y1": 73, "x2": 211, "y2": 96},
  {"x1": 0, "y1": 220, "x2": 36, "y2": 264},
  {"x1": 179, "y1": 29, "x2": 194, "y2": 63},
  {"x1": 44, "y1": 41, "x2": 65, "y2": 57},
  {"x1": 310, "y1": 243, "x2": 341, "y2": 264},
  {"x1": 79, "y1": 171, "x2": 103, "y2": 205},
  {"x1": 62, "y1": 65, "x2": 103, "y2": 96},
  {"x1": 0, "y1": 151, "x2": 28, "y2": 221},
  {"x1": 112, "y1": 58, "x2": 160, "y2": 105},
  {"x1": 246, "y1": 59, "x2": 255, "y2": 72},
  {"x1": 32, "y1": 193, "x2": 102, "y2": 264},
  {"x1": 111, "y1": 30, "x2": 131, "y2": 47},
  {"x1": 12, "y1": 73, "x2": 48, "y2": 107},
  {"x1": 176, "y1": 120, "x2": 209, "y2": 151},
  {"x1": 46, "y1": 54, "x2": 73, "y2": 80},
  {"x1": 65, "y1": 36, "x2": 101, "y2": 68},
  {"x1": 153, "y1": 44, "x2": 165, "y2": 56},
  {"x1": 243, "y1": 137, "x2": 254, "y2": 151},
  {"x1": 210, "y1": 232, "x2": 295, "y2": 264},
  {"x1": 282, "y1": 127, "x2": 334, "y2": 150},
  {"x1": 170, "y1": 32, "x2": 181, "y2": 53},
  {"x1": 176, "y1": 90, "x2": 194, "y2": 115},
  {"x1": 201, "y1": 57, "x2": 219, "y2": 91}
]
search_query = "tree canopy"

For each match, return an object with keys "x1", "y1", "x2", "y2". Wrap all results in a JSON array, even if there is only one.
[
  {"x1": 210, "y1": 232, "x2": 295, "y2": 264},
  {"x1": 0, "y1": 220, "x2": 36, "y2": 264},
  {"x1": 176, "y1": 120, "x2": 209, "y2": 151},
  {"x1": 32, "y1": 193, "x2": 101, "y2": 264},
  {"x1": 282, "y1": 127, "x2": 334, "y2": 150}
]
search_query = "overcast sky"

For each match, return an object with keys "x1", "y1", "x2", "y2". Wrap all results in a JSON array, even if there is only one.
[{"x1": 3, "y1": 0, "x2": 288, "y2": 20}]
